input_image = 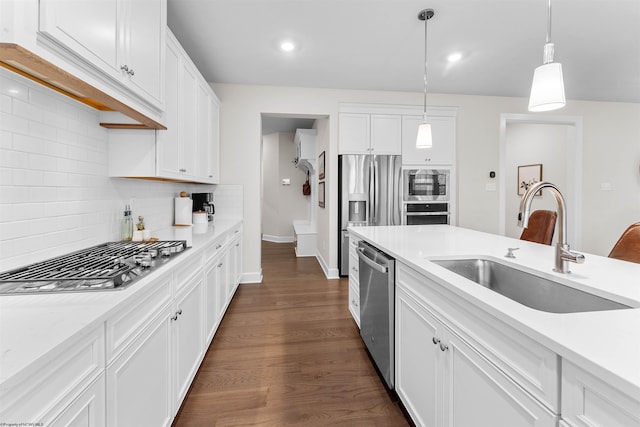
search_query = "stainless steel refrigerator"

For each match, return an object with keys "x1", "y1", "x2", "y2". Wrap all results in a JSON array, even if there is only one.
[{"x1": 338, "y1": 154, "x2": 402, "y2": 276}]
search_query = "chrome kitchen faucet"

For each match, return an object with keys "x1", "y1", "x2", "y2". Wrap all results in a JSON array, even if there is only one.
[{"x1": 518, "y1": 181, "x2": 585, "y2": 273}]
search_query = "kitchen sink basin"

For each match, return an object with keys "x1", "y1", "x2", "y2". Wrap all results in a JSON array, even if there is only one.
[{"x1": 431, "y1": 258, "x2": 630, "y2": 313}]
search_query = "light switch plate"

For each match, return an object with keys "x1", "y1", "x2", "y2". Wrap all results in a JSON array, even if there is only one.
[
  {"x1": 485, "y1": 183, "x2": 497, "y2": 192},
  {"x1": 282, "y1": 178, "x2": 291, "y2": 185}
]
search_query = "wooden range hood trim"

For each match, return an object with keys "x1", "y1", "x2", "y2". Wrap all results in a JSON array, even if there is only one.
[{"x1": 0, "y1": 43, "x2": 166, "y2": 130}]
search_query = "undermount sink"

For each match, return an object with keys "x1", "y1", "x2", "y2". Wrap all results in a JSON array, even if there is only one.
[{"x1": 431, "y1": 258, "x2": 630, "y2": 314}]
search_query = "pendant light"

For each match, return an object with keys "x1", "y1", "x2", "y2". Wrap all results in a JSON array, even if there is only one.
[
  {"x1": 528, "y1": 0, "x2": 565, "y2": 112},
  {"x1": 416, "y1": 8, "x2": 434, "y2": 148}
]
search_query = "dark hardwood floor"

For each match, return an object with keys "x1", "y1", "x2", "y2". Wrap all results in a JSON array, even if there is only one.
[{"x1": 172, "y1": 241, "x2": 410, "y2": 426}]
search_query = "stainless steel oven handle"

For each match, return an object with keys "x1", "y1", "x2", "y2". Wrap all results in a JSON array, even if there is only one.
[
  {"x1": 405, "y1": 212, "x2": 450, "y2": 216},
  {"x1": 357, "y1": 247, "x2": 388, "y2": 274}
]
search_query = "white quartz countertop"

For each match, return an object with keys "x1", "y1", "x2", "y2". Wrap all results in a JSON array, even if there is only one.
[
  {"x1": 0, "y1": 217, "x2": 242, "y2": 389},
  {"x1": 349, "y1": 224, "x2": 640, "y2": 399}
]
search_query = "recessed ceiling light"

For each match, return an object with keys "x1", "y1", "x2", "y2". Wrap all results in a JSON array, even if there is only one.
[
  {"x1": 447, "y1": 52, "x2": 462, "y2": 62},
  {"x1": 280, "y1": 41, "x2": 295, "y2": 52}
]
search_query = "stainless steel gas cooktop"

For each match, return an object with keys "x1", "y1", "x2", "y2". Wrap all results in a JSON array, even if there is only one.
[{"x1": 0, "y1": 240, "x2": 188, "y2": 295}]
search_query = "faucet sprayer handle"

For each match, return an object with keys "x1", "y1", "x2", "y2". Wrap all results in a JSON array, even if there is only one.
[{"x1": 505, "y1": 247, "x2": 520, "y2": 258}]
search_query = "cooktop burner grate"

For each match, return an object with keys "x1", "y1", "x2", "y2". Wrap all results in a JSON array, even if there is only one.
[{"x1": 0, "y1": 240, "x2": 188, "y2": 294}]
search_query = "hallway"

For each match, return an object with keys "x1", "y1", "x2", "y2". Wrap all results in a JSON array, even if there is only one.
[{"x1": 173, "y1": 241, "x2": 410, "y2": 426}]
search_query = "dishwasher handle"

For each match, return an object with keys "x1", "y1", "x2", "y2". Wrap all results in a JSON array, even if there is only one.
[{"x1": 357, "y1": 247, "x2": 388, "y2": 274}]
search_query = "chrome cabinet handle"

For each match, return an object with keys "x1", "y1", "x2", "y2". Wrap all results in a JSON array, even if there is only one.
[
  {"x1": 440, "y1": 343, "x2": 449, "y2": 352},
  {"x1": 120, "y1": 65, "x2": 129, "y2": 73},
  {"x1": 432, "y1": 337, "x2": 440, "y2": 345},
  {"x1": 216, "y1": 244, "x2": 222, "y2": 250},
  {"x1": 128, "y1": 68, "x2": 135, "y2": 76}
]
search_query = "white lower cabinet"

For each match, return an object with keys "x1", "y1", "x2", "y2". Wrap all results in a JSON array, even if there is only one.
[
  {"x1": 106, "y1": 305, "x2": 173, "y2": 427},
  {"x1": 561, "y1": 360, "x2": 640, "y2": 427},
  {"x1": 173, "y1": 273, "x2": 204, "y2": 407},
  {"x1": 396, "y1": 265, "x2": 558, "y2": 427},
  {"x1": 0, "y1": 325, "x2": 105, "y2": 426},
  {"x1": 348, "y1": 232, "x2": 361, "y2": 327},
  {"x1": 49, "y1": 374, "x2": 106, "y2": 427}
]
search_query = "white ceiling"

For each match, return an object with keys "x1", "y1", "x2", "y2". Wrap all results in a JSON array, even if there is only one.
[{"x1": 167, "y1": 0, "x2": 640, "y2": 104}]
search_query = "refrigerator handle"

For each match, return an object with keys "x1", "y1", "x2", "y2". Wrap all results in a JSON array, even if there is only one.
[{"x1": 369, "y1": 157, "x2": 375, "y2": 224}]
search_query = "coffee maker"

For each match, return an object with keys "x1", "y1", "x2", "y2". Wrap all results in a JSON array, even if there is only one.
[{"x1": 192, "y1": 192, "x2": 215, "y2": 222}]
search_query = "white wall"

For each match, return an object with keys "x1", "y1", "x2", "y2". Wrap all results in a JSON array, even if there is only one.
[
  {"x1": 213, "y1": 83, "x2": 640, "y2": 278},
  {"x1": 314, "y1": 117, "x2": 331, "y2": 273},
  {"x1": 0, "y1": 67, "x2": 222, "y2": 272},
  {"x1": 261, "y1": 132, "x2": 309, "y2": 242},
  {"x1": 505, "y1": 123, "x2": 568, "y2": 242}
]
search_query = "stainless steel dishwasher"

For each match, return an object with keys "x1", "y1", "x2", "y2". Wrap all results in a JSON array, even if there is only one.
[{"x1": 357, "y1": 240, "x2": 395, "y2": 389}]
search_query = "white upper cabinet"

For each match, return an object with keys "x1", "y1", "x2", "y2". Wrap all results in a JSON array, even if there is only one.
[
  {"x1": 108, "y1": 29, "x2": 220, "y2": 184},
  {"x1": 38, "y1": 0, "x2": 166, "y2": 109},
  {"x1": 338, "y1": 113, "x2": 401, "y2": 155},
  {"x1": 401, "y1": 113, "x2": 456, "y2": 166}
]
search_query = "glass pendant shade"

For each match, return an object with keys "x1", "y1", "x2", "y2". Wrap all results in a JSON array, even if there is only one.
[
  {"x1": 416, "y1": 123, "x2": 433, "y2": 148},
  {"x1": 528, "y1": 62, "x2": 566, "y2": 112}
]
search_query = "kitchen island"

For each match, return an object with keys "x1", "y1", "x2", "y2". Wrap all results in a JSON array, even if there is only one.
[
  {"x1": 0, "y1": 218, "x2": 243, "y2": 426},
  {"x1": 349, "y1": 224, "x2": 640, "y2": 427}
]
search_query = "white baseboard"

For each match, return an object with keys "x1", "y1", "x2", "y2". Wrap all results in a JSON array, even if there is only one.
[
  {"x1": 316, "y1": 251, "x2": 340, "y2": 279},
  {"x1": 240, "y1": 270, "x2": 263, "y2": 284},
  {"x1": 262, "y1": 234, "x2": 294, "y2": 243}
]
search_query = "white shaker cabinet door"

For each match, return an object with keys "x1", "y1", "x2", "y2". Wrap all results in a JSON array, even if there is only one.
[
  {"x1": 157, "y1": 35, "x2": 181, "y2": 179},
  {"x1": 339, "y1": 113, "x2": 370, "y2": 154},
  {"x1": 396, "y1": 289, "x2": 441, "y2": 427},
  {"x1": 49, "y1": 375, "x2": 106, "y2": 427},
  {"x1": 370, "y1": 114, "x2": 401, "y2": 154},
  {"x1": 173, "y1": 275, "x2": 204, "y2": 408},
  {"x1": 180, "y1": 63, "x2": 199, "y2": 181},
  {"x1": 442, "y1": 330, "x2": 557, "y2": 427},
  {"x1": 39, "y1": 0, "x2": 118, "y2": 76},
  {"x1": 107, "y1": 307, "x2": 173, "y2": 427},
  {"x1": 401, "y1": 115, "x2": 455, "y2": 165},
  {"x1": 125, "y1": 0, "x2": 164, "y2": 105}
]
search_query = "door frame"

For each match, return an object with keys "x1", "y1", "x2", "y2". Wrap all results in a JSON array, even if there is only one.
[{"x1": 498, "y1": 113, "x2": 583, "y2": 249}]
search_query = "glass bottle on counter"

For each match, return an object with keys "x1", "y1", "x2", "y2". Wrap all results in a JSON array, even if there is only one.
[{"x1": 121, "y1": 205, "x2": 133, "y2": 241}]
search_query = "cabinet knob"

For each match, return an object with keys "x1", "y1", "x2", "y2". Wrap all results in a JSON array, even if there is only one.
[
  {"x1": 432, "y1": 337, "x2": 440, "y2": 345},
  {"x1": 120, "y1": 64, "x2": 129, "y2": 73},
  {"x1": 177, "y1": 309, "x2": 183, "y2": 316},
  {"x1": 218, "y1": 263, "x2": 223, "y2": 268},
  {"x1": 440, "y1": 343, "x2": 449, "y2": 352},
  {"x1": 128, "y1": 68, "x2": 135, "y2": 76},
  {"x1": 216, "y1": 244, "x2": 222, "y2": 250},
  {"x1": 425, "y1": 157, "x2": 431, "y2": 162},
  {"x1": 171, "y1": 313, "x2": 178, "y2": 321}
]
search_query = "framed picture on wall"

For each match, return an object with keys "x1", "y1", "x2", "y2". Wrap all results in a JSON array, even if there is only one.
[
  {"x1": 318, "y1": 151, "x2": 325, "y2": 180},
  {"x1": 318, "y1": 181, "x2": 325, "y2": 208},
  {"x1": 517, "y1": 164, "x2": 543, "y2": 196}
]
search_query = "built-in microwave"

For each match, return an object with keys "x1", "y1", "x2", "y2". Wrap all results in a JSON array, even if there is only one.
[{"x1": 403, "y1": 169, "x2": 450, "y2": 201}]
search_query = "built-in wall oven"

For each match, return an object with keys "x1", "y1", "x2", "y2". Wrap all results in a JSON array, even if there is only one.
[
  {"x1": 404, "y1": 202, "x2": 449, "y2": 225},
  {"x1": 403, "y1": 169, "x2": 450, "y2": 225}
]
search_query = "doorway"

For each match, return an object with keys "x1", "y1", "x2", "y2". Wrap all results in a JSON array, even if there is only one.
[
  {"x1": 261, "y1": 115, "x2": 316, "y2": 243},
  {"x1": 499, "y1": 114, "x2": 583, "y2": 249}
]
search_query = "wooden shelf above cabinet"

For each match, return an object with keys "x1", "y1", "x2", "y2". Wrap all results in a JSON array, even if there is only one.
[{"x1": 0, "y1": 43, "x2": 166, "y2": 130}]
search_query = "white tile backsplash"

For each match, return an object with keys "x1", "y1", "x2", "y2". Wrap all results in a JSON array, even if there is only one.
[{"x1": 0, "y1": 67, "x2": 239, "y2": 272}]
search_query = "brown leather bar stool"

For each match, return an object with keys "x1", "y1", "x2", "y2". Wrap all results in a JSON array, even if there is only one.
[
  {"x1": 520, "y1": 210, "x2": 557, "y2": 245},
  {"x1": 608, "y1": 223, "x2": 640, "y2": 264}
]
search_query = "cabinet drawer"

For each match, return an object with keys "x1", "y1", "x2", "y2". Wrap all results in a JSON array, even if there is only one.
[
  {"x1": 106, "y1": 276, "x2": 172, "y2": 361},
  {"x1": 397, "y1": 262, "x2": 560, "y2": 412},
  {"x1": 0, "y1": 325, "x2": 105, "y2": 423},
  {"x1": 561, "y1": 360, "x2": 640, "y2": 427},
  {"x1": 174, "y1": 253, "x2": 203, "y2": 293},
  {"x1": 205, "y1": 236, "x2": 227, "y2": 261}
]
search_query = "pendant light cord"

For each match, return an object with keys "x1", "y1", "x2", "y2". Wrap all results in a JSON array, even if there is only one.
[
  {"x1": 546, "y1": 0, "x2": 552, "y2": 44},
  {"x1": 423, "y1": 12, "x2": 428, "y2": 118}
]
